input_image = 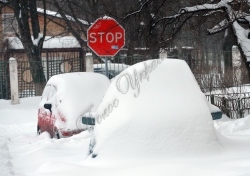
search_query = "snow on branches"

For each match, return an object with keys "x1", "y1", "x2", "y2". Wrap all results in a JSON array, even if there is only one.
[{"x1": 160, "y1": 0, "x2": 250, "y2": 61}]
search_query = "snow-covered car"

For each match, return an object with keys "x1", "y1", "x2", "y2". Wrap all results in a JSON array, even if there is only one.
[
  {"x1": 37, "y1": 72, "x2": 110, "y2": 138},
  {"x1": 87, "y1": 59, "x2": 221, "y2": 158}
]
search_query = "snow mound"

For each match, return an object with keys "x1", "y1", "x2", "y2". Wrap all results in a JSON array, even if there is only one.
[
  {"x1": 214, "y1": 115, "x2": 250, "y2": 135},
  {"x1": 92, "y1": 59, "x2": 220, "y2": 159}
]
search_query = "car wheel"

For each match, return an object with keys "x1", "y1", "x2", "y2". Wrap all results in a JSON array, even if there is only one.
[
  {"x1": 37, "y1": 125, "x2": 41, "y2": 135},
  {"x1": 54, "y1": 130, "x2": 60, "y2": 139}
]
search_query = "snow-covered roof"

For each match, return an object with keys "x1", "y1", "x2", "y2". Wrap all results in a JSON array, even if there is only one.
[
  {"x1": 4, "y1": 36, "x2": 81, "y2": 49},
  {"x1": 37, "y1": 8, "x2": 89, "y2": 25},
  {"x1": 0, "y1": 0, "x2": 89, "y2": 25}
]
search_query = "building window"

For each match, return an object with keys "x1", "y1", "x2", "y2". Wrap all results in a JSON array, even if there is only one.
[{"x1": 2, "y1": 13, "x2": 18, "y2": 34}]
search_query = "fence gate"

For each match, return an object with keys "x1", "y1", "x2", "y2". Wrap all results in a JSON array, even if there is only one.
[
  {"x1": 42, "y1": 51, "x2": 85, "y2": 81},
  {"x1": 18, "y1": 53, "x2": 85, "y2": 98}
]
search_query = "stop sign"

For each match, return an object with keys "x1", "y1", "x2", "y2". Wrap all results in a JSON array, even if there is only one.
[{"x1": 87, "y1": 17, "x2": 125, "y2": 57}]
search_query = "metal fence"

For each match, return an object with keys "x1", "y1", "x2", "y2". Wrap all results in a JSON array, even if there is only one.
[
  {"x1": 206, "y1": 93, "x2": 250, "y2": 119},
  {"x1": 0, "y1": 57, "x2": 85, "y2": 99},
  {"x1": 0, "y1": 52, "x2": 248, "y2": 99},
  {"x1": 18, "y1": 57, "x2": 85, "y2": 98},
  {"x1": 0, "y1": 54, "x2": 148, "y2": 99}
]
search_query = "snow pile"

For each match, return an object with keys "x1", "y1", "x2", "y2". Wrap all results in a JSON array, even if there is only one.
[
  {"x1": 40, "y1": 72, "x2": 110, "y2": 130},
  {"x1": 92, "y1": 59, "x2": 220, "y2": 159},
  {"x1": 214, "y1": 115, "x2": 250, "y2": 136}
]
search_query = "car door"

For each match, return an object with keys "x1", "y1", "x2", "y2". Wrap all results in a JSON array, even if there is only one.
[{"x1": 38, "y1": 84, "x2": 57, "y2": 137}]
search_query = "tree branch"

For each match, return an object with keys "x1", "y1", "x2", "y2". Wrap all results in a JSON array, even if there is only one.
[{"x1": 122, "y1": 0, "x2": 153, "y2": 20}]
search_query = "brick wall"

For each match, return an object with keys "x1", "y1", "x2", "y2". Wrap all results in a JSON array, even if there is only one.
[
  {"x1": 0, "y1": 5, "x2": 75, "y2": 42},
  {"x1": 0, "y1": 5, "x2": 85, "y2": 62}
]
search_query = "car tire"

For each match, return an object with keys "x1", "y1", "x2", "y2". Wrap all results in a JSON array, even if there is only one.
[
  {"x1": 54, "y1": 130, "x2": 60, "y2": 139},
  {"x1": 37, "y1": 125, "x2": 41, "y2": 135}
]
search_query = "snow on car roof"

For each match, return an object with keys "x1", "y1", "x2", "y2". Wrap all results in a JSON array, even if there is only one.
[{"x1": 92, "y1": 59, "x2": 220, "y2": 159}]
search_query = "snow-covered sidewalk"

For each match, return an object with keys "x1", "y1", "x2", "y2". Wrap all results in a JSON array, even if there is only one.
[
  {"x1": 0, "y1": 97, "x2": 92, "y2": 176},
  {"x1": 0, "y1": 98, "x2": 250, "y2": 175}
]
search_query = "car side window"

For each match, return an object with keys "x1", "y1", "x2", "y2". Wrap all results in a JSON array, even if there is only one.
[{"x1": 41, "y1": 85, "x2": 51, "y2": 101}]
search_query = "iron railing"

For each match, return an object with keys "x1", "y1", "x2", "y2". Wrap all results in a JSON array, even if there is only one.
[
  {"x1": 0, "y1": 55, "x2": 148, "y2": 99},
  {"x1": 206, "y1": 93, "x2": 250, "y2": 119},
  {"x1": 1, "y1": 50, "x2": 250, "y2": 120},
  {"x1": 17, "y1": 57, "x2": 85, "y2": 98}
]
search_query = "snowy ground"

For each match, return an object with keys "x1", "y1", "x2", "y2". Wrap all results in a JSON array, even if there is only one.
[
  {"x1": 1, "y1": 97, "x2": 250, "y2": 176},
  {"x1": 1, "y1": 59, "x2": 250, "y2": 176}
]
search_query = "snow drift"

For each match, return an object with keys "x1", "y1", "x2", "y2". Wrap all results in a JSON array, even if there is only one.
[{"x1": 91, "y1": 59, "x2": 221, "y2": 159}]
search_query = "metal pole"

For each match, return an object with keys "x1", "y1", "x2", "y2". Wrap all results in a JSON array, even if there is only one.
[
  {"x1": 46, "y1": 50, "x2": 49, "y2": 81},
  {"x1": 105, "y1": 57, "x2": 109, "y2": 77}
]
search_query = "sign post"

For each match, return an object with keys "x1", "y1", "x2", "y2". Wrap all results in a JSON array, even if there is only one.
[
  {"x1": 87, "y1": 16, "x2": 125, "y2": 77},
  {"x1": 105, "y1": 57, "x2": 108, "y2": 77}
]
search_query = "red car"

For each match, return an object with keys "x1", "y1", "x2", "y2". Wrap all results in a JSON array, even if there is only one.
[{"x1": 37, "y1": 72, "x2": 110, "y2": 138}]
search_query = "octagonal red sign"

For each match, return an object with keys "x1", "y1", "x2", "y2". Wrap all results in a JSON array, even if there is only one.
[{"x1": 87, "y1": 16, "x2": 125, "y2": 57}]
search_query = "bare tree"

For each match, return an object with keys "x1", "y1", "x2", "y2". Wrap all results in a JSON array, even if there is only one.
[
  {"x1": 50, "y1": 0, "x2": 171, "y2": 58},
  {"x1": 146, "y1": 0, "x2": 250, "y2": 75},
  {"x1": 2, "y1": 0, "x2": 47, "y2": 95}
]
